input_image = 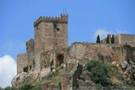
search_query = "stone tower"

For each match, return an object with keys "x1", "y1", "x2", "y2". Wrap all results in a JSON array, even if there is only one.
[
  {"x1": 33, "y1": 14, "x2": 68, "y2": 70},
  {"x1": 34, "y1": 14, "x2": 68, "y2": 53}
]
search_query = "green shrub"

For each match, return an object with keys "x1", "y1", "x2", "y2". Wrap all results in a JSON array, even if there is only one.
[
  {"x1": 30, "y1": 86, "x2": 41, "y2": 90},
  {"x1": 0, "y1": 87, "x2": 3, "y2": 90},
  {"x1": 4, "y1": 87, "x2": 11, "y2": 90},
  {"x1": 20, "y1": 84, "x2": 33, "y2": 90},
  {"x1": 0, "y1": 86, "x2": 15, "y2": 90},
  {"x1": 86, "y1": 60, "x2": 111, "y2": 86}
]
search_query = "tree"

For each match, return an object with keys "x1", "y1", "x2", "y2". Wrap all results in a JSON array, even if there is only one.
[
  {"x1": 96, "y1": 35, "x2": 100, "y2": 43},
  {"x1": 111, "y1": 34, "x2": 115, "y2": 44},
  {"x1": 106, "y1": 34, "x2": 110, "y2": 44}
]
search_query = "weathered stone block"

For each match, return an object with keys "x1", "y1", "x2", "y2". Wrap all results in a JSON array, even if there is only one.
[{"x1": 17, "y1": 53, "x2": 29, "y2": 74}]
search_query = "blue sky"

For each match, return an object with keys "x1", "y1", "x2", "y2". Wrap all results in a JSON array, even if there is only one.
[{"x1": 0, "y1": 0, "x2": 135, "y2": 59}]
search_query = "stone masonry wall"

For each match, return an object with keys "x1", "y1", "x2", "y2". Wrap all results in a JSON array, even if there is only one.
[
  {"x1": 67, "y1": 43, "x2": 135, "y2": 68},
  {"x1": 17, "y1": 53, "x2": 29, "y2": 74},
  {"x1": 26, "y1": 39, "x2": 34, "y2": 68},
  {"x1": 34, "y1": 15, "x2": 68, "y2": 53},
  {"x1": 33, "y1": 15, "x2": 68, "y2": 70},
  {"x1": 68, "y1": 43, "x2": 114, "y2": 64},
  {"x1": 115, "y1": 34, "x2": 135, "y2": 45}
]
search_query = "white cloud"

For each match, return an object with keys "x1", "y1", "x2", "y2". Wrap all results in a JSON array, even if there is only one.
[{"x1": 0, "y1": 55, "x2": 16, "y2": 88}]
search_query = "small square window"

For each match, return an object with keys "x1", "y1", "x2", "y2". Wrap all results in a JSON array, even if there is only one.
[{"x1": 57, "y1": 28, "x2": 60, "y2": 31}]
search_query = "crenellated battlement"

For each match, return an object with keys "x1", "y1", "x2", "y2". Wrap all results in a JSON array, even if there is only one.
[{"x1": 34, "y1": 14, "x2": 68, "y2": 27}]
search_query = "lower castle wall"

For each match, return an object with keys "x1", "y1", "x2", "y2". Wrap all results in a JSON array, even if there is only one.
[
  {"x1": 115, "y1": 34, "x2": 135, "y2": 45},
  {"x1": 68, "y1": 43, "x2": 114, "y2": 64},
  {"x1": 17, "y1": 53, "x2": 29, "y2": 74},
  {"x1": 67, "y1": 43, "x2": 135, "y2": 67}
]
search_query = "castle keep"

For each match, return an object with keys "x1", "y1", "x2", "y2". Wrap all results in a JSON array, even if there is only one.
[
  {"x1": 13, "y1": 14, "x2": 135, "y2": 90},
  {"x1": 34, "y1": 15, "x2": 68, "y2": 52}
]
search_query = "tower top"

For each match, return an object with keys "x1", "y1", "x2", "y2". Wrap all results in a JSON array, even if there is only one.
[{"x1": 34, "y1": 14, "x2": 68, "y2": 27}]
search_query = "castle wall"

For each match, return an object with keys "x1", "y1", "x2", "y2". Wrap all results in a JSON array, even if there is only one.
[
  {"x1": 115, "y1": 34, "x2": 135, "y2": 45},
  {"x1": 132, "y1": 48, "x2": 135, "y2": 60},
  {"x1": 34, "y1": 22, "x2": 55, "y2": 70},
  {"x1": 54, "y1": 23, "x2": 68, "y2": 50},
  {"x1": 68, "y1": 43, "x2": 114, "y2": 65},
  {"x1": 17, "y1": 53, "x2": 29, "y2": 74},
  {"x1": 26, "y1": 39, "x2": 34, "y2": 68},
  {"x1": 34, "y1": 22, "x2": 54, "y2": 53},
  {"x1": 111, "y1": 45, "x2": 127, "y2": 63},
  {"x1": 68, "y1": 43, "x2": 135, "y2": 68}
]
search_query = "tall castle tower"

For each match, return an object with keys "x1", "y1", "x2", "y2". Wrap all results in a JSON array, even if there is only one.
[
  {"x1": 34, "y1": 14, "x2": 68, "y2": 53},
  {"x1": 33, "y1": 14, "x2": 68, "y2": 70}
]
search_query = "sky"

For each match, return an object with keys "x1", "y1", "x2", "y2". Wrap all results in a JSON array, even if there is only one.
[{"x1": 0, "y1": 0, "x2": 135, "y2": 88}]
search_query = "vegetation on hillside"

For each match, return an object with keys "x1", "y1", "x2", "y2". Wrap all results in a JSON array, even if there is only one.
[
  {"x1": 85, "y1": 60, "x2": 111, "y2": 86},
  {"x1": 0, "y1": 86, "x2": 15, "y2": 90},
  {"x1": 85, "y1": 59, "x2": 135, "y2": 89}
]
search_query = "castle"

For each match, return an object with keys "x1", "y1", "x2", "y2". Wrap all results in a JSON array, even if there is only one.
[
  {"x1": 13, "y1": 14, "x2": 135, "y2": 90},
  {"x1": 17, "y1": 14, "x2": 68, "y2": 74}
]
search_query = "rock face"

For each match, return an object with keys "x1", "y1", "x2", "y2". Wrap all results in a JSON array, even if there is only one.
[{"x1": 12, "y1": 14, "x2": 135, "y2": 90}]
